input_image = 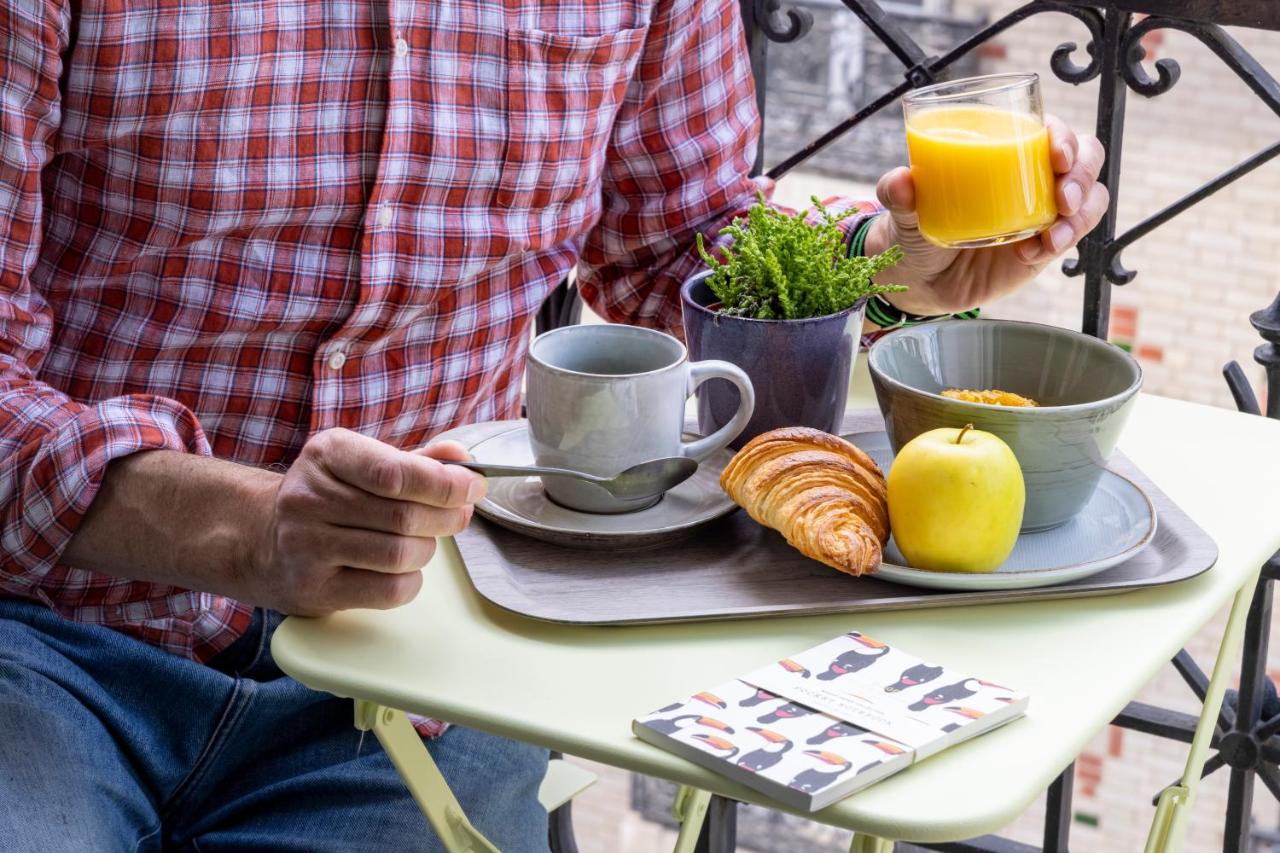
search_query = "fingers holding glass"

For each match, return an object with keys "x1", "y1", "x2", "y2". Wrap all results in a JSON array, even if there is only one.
[
  {"x1": 1055, "y1": 134, "x2": 1105, "y2": 216},
  {"x1": 1018, "y1": 182, "x2": 1110, "y2": 264},
  {"x1": 1044, "y1": 114, "x2": 1079, "y2": 174}
]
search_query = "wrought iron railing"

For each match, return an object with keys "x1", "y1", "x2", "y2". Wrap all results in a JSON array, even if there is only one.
[
  {"x1": 733, "y1": 3, "x2": 1280, "y2": 851},
  {"x1": 757, "y1": 2, "x2": 983, "y2": 181},
  {"x1": 542, "y1": 2, "x2": 1280, "y2": 850},
  {"x1": 750, "y1": 0, "x2": 1280, "y2": 346}
]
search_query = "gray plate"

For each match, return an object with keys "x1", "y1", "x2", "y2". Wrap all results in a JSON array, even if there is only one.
[
  {"x1": 852, "y1": 431, "x2": 1158, "y2": 591},
  {"x1": 466, "y1": 423, "x2": 737, "y2": 549}
]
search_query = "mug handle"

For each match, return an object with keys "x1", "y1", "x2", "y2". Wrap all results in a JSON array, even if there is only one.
[{"x1": 680, "y1": 360, "x2": 755, "y2": 461}]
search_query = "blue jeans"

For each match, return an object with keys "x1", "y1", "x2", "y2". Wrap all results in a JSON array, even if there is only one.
[{"x1": 0, "y1": 598, "x2": 549, "y2": 852}]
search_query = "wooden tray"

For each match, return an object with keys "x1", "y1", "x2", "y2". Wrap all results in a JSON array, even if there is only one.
[{"x1": 444, "y1": 411, "x2": 1218, "y2": 625}]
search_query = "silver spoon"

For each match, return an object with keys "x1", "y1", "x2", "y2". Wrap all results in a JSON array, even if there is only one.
[{"x1": 443, "y1": 457, "x2": 699, "y2": 502}]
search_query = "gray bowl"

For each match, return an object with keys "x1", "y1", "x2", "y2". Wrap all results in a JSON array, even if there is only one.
[{"x1": 867, "y1": 319, "x2": 1142, "y2": 531}]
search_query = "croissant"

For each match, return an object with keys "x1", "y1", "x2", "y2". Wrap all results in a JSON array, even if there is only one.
[{"x1": 720, "y1": 427, "x2": 889, "y2": 577}]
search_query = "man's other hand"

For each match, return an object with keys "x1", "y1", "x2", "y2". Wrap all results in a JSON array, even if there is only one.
[
  {"x1": 865, "y1": 114, "x2": 1108, "y2": 316},
  {"x1": 248, "y1": 429, "x2": 486, "y2": 616}
]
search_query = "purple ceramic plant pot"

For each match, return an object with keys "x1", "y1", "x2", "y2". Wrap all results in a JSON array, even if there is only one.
[{"x1": 680, "y1": 270, "x2": 867, "y2": 449}]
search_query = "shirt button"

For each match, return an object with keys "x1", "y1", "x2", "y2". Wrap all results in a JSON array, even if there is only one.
[
  {"x1": 376, "y1": 205, "x2": 393, "y2": 228},
  {"x1": 327, "y1": 349, "x2": 347, "y2": 371},
  {"x1": 394, "y1": 38, "x2": 409, "y2": 58}
]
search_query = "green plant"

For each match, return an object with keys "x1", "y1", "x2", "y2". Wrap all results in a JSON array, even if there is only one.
[{"x1": 695, "y1": 194, "x2": 905, "y2": 320}]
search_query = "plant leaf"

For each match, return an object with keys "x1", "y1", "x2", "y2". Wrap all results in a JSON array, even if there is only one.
[{"x1": 697, "y1": 197, "x2": 906, "y2": 320}]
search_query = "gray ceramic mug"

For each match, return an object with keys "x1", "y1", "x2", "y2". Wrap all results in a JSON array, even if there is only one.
[{"x1": 526, "y1": 325, "x2": 755, "y2": 514}]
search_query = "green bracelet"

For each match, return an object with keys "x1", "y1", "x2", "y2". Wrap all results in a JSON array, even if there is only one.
[
  {"x1": 867, "y1": 295, "x2": 980, "y2": 329},
  {"x1": 849, "y1": 214, "x2": 878, "y2": 259},
  {"x1": 849, "y1": 212, "x2": 980, "y2": 329}
]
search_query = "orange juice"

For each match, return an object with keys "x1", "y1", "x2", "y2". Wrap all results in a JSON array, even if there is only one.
[{"x1": 906, "y1": 105, "x2": 1057, "y2": 247}]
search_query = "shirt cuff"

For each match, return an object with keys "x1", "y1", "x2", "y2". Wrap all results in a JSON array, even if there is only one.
[{"x1": 1, "y1": 393, "x2": 212, "y2": 586}]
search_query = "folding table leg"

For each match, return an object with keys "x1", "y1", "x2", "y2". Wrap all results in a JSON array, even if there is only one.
[
  {"x1": 352, "y1": 701, "x2": 499, "y2": 853},
  {"x1": 672, "y1": 786, "x2": 713, "y2": 853},
  {"x1": 693, "y1": 796, "x2": 738, "y2": 852},
  {"x1": 1145, "y1": 574, "x2": 1260, "y2": 853}
]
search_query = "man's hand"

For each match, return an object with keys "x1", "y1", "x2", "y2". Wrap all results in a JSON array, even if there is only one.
[
  {"x1": 246, "y1": 429, "x2": 486, "y2": 616},
  {"x1": 864, "y1": 115, "x2": 1109, "y2": 316},
  {"x1": 64, "y1": 431, "x2": 486, "y2": 618}
]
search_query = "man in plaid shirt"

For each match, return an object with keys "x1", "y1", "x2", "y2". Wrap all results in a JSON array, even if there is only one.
[{"x1": 0, "y1": 0, "x2": 1105, "y2": 848}]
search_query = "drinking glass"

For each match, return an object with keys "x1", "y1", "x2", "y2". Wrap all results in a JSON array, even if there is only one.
[{"x1": 902, "y1": 73, "x2": 1058, "y2": 249}]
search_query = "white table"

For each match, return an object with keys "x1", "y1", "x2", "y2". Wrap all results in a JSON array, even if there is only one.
[{"x1": 272, "y1": 375, "x2": 1280, "y2": 852}]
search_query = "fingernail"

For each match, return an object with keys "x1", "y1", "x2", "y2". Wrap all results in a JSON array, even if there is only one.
[
  {"x1": 1017, "y1": 241, "x2": 1040, "y2": 262},
  {"x1": 1050, "y1": 223, "x2": 1074, "y2": 252},
  {"x1": 1060, "y1": 143, "x2": 1075, "y2": 169},
  {"x1": 466, "y1": 477, "x2": 487, "y2": 503},
  {"x1": 1063, "y1": 182, "x2": 1083, "y2": 213}
]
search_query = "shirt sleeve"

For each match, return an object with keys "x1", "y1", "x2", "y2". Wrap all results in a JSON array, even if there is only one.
[
  {"x1": 576, "y1": 0, "x2": 880, "y2": 335},
  {"x1": 0, "y1": 0, "x2": 210, "y2": 589}
]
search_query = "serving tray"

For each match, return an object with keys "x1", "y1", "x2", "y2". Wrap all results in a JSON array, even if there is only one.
[{"x1": 439, "y1": 411, "x2": 1218, "y2": 626}]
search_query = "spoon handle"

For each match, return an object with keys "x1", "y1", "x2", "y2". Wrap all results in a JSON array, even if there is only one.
[{"x1": 441, "y1": 459, "x2": 600, "y2": 483}]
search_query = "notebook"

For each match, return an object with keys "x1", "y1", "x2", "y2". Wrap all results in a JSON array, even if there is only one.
[{"x1": 633, "y1": 631, "x2": 1028, "y2": 811}]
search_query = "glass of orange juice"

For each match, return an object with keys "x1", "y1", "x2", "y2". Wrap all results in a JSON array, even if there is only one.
[{"x1": 903, "y1": 73, "x2": 1057, "y2": 248}]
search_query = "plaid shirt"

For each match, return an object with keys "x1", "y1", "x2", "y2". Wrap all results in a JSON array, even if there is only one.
[{"x1": 1, "y1": 0, "x2": 877, "y2": 669}]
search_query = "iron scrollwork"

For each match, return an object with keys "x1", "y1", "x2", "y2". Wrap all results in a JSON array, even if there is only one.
[
  {"x1": 1121, "y1": 15, "x2": 1185, "y2": 96},
  {"x1": 1120, "y1": 16, "x2": 1280, "y2": 115},
  {"x1": 1095, "y1": 16, "x2": 1280, "y2": 286},
  {"x1": 1063, "y1": 244, "x2": 1136, "y2": 285},
  {"x1": 1252, "y1": 294, "x2": 1280, "y2": 420},
  {"x1": 1048, "y1": 4, "x2": 1107, "y2": 85},
  {"x1": 755, "y1": 0, "x2": 814, "y2": 44},
  {"x1": 766, "y1": 1, "x2": 1117, "y2": 180}
]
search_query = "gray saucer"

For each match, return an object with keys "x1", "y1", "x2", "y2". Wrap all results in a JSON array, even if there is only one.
[
  {"x1": 850, "y1": 431, "x2": 1158, "y2": 591},
  {"x1": 464, "y1": 422, "x2": 738, "y2": 549}
]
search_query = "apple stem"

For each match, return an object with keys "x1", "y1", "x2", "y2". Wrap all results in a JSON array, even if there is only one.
[{"x1": 955, "y1": 423, "x2": 974, "y2": 445}]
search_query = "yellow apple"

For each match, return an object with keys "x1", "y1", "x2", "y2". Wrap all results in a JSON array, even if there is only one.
[{"x1": 887, "y1": 424, "x2": 1025, "y2": 573}]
